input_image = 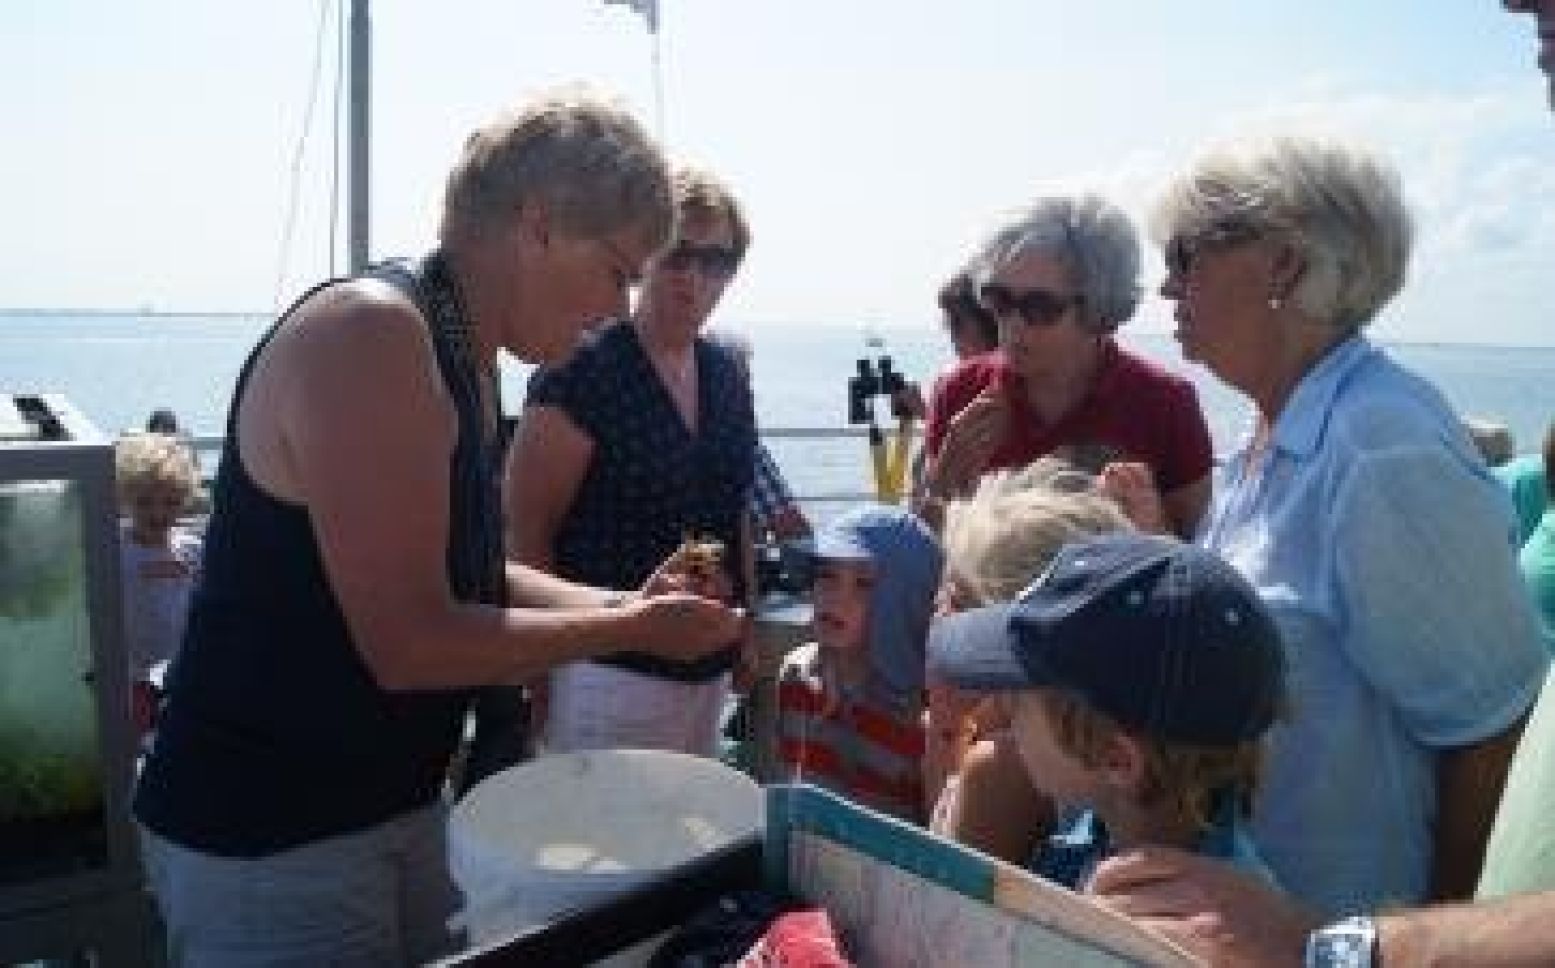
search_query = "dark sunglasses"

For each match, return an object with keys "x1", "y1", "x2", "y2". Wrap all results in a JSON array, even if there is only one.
[
  {"x1": 1163, "y1": 221, "x2": 1263, "y2": 277},
  {"x1": 661, "y1": 243, "x2": 741, "y2": 278},
  {"x1": 978, "y1": 284, "x2": 1082, "y2": 326}
]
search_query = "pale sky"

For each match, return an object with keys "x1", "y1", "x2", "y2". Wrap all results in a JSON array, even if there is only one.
[{"x1": 6, "y1": 0, "x2": 1553, "y2": 345}]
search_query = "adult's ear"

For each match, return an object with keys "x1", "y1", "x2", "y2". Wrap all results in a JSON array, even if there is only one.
[
  {"x1": 1097, "y1": 729, "x2": 1149, "y2": 797},
  {"x1": 1267, "y1": 238, "x2": 1306, "y2": 305}
]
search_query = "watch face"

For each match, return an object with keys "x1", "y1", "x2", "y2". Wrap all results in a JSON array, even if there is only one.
[
  {"x1": 1307, "y1": 918, "x2": 1376, "y2": 968},
  {"x1": 1327, "y1": 934, "x2": 1367, "y2": 959}
]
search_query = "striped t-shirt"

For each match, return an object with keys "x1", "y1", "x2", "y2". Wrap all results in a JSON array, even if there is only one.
[{"x1": 775, "y1": 643, "x2": 925, "y2": 823}]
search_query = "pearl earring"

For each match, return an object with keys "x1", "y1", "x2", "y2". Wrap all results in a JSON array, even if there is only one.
[{"x1": 1268, "y1": 295, "x2": 1283, "y2": 311}]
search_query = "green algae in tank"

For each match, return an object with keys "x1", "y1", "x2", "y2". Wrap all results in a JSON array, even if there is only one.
[{"x1": 0, "y1": 481, "x2": 104, "y2": 822}]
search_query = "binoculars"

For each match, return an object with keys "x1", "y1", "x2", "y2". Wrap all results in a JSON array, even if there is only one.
[{"x1": 848, "y1": 356, "x2": 912, "y2": 424}]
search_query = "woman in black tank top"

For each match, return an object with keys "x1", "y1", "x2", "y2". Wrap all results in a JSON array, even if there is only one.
[{"x1": 132, "y1": 90, "x2": 744, "y2": 965}]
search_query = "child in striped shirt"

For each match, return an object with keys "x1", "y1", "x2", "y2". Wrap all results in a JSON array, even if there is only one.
[{"x1": 775, "y1": 505, "x2": 942, "y2": 822}]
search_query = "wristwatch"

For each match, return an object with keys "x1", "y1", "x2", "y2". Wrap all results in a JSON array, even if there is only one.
[{"x1": 1304, "y1": 916, "x2": 1377, "y2": 968}]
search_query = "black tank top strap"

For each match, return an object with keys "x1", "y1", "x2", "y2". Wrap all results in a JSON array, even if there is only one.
[
  {"x1": 365, "y1": 251, "x2": 506, "y2": 607},
  {"x1": 220, "y1": 276, "x2": 345, "y2": 440}
]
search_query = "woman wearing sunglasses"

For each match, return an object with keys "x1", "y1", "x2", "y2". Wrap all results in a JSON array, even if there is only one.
[
  {"x1": 917, "y1": 194, "x2": 1213, "y2": 537},
  {"x1": 506, "y1": 164, "x2": 757, "y2": 760},
  {"x1": 1129, "y1": 135, "x2": 1542, "y2": 916}
]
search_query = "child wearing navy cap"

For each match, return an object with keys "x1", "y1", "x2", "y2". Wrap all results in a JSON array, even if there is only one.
[{"x1": 929, "y1": 532, "x2": 1286, "y2": 890}]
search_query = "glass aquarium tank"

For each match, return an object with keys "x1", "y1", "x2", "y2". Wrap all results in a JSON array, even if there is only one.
[
  {"x1": 0, "y1": 394, "x2": 148, "y2": 963},
  {"x1": 0, "y1": 478, "x2": 105, "y2": 883}
]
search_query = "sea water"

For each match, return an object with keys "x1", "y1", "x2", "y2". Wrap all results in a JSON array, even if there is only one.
[{"x1": 2, "y1": 311, "x2": 1551, "y2": 508}]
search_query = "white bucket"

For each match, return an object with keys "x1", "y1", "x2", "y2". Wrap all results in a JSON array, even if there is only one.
[{"x1": 448, "y1": 749, "x2": 763, "y2": 946}]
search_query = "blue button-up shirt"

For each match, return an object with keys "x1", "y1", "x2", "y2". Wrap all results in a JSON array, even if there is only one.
[{"x1": 1200, "y1": 336, "x2": 1547, "y2": 916}]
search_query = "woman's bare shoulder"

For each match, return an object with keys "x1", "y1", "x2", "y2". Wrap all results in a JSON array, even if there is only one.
[{"x1": 283, "y1": 277, "x2": 427, "y2": 358}]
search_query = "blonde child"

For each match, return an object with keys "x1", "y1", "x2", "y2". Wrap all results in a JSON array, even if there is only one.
[
  {"x1": 929, "y1": 533, "x2": 1285, "y2": 889},
  {"x1": 774, "y1": 504, "x2": 942, "y2": 822},
  {"x1": 936, "y1": 460, "x2": 1127, "y2": 614},
  {"x1": 926, "y1": 470, "x2": 1130, "y2": 857},
  {"x1": 115, "y1": 432, "x2": 202, "y2": 732}
]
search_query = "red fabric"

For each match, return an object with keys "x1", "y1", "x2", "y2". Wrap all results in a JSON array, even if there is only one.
[
  {"x1": 922, "y1": 342, "x2": 1213, "y2": 492},
  {"x1": 736, "y1": 908, "x2": 853, "y2": 967},
  {"x1": 775, "y1": 679, "x2": 926, "y2": 820},
  {"x1": 776, "y1": 739, "x2": 924, "y2": 811},
  {"x1": 776, "y1": 681, "x2": 926, "y2": 759}
]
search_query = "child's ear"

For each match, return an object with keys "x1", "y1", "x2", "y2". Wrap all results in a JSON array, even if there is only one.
[{"x1": 1095, "y1": 731, "x2": 1148, "y2": 796}]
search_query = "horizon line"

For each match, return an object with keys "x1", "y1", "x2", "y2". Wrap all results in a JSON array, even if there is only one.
[{"x1": 2, "y1": 306, "x2": 1552, "y2": 353}]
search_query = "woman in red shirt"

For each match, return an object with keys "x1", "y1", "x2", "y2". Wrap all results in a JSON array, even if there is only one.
[{"x1": 917, "y1": 194, "x2": 1213, "y2": 538}]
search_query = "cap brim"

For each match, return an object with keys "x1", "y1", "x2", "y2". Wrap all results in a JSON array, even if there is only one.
[
  {"x1": 783, "y1": 531, "x2": 874, "y2": 563},
  {"x1": 927, "y1": 603, "x2": 1034, "y2": 691}
]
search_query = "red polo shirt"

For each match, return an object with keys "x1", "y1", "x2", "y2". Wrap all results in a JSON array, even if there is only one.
[{"x1": 923, "y1": 342, "x2": 1212, "y2": 492}]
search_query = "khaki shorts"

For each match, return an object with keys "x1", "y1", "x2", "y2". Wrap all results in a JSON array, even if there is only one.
[{"x1": 139, "y1": 804, "x2": 462, "y2": 966}]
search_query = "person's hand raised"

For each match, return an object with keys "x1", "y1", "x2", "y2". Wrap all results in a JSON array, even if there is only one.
[
  {"x1": 629, "y1": 542, "x2": 744, "y2": 662},
  {"x1": 928, "y1": 389, "x2": 1008, "y2": 498},
  {"x1": 644, "y1": 539, "x2": 734, "y2": 602},
  {"x1": 1097, "y1": 461, "x2": 1170, "y2": 534}
]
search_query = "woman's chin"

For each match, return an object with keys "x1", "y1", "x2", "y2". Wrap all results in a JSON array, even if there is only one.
[{"x1": 520, "y1": 324, "x2": 589, "y2": 366}]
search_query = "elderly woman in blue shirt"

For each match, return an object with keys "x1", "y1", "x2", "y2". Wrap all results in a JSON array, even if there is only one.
[{"x1": 1130, "y1": 135, "x2": 1547, "y2": 916}]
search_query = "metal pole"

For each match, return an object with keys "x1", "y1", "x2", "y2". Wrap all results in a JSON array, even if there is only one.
[
  {"x1": 348, "y1": 0, "x2": 370, "y2": 273},
  {"x1": 651, "y1": 28, "x2": 665, "y2": 142}
]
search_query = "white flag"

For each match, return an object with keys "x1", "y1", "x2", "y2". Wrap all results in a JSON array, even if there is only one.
[{"x1": 603, "y1": 0, "x2": 658, "y2": 33}]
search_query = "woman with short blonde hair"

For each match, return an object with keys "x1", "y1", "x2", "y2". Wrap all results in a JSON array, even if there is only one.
[{"x1": 135, "y1": 89, "x2": 742, "y2": 964}]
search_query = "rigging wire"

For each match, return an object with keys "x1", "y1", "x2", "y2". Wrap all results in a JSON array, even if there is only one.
[
  {"x1": 328, "y1": 0, "x2": 345, "y2": 279},
  {"x1": 272, "y1": 0, "x2": 336, "y2": 312}
]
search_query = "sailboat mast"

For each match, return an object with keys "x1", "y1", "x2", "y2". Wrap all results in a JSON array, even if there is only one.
[{"x1": 348, "y1": 0, "x2": 371, "y2": 273}]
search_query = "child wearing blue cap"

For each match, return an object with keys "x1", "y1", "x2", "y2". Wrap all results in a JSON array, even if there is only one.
[
  {"x1": 775, "y1": 504, "x2": 943, "y2": 822},
  {"x1": 929, "y1": 532, "x2": 1286, "y2": 890}
]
